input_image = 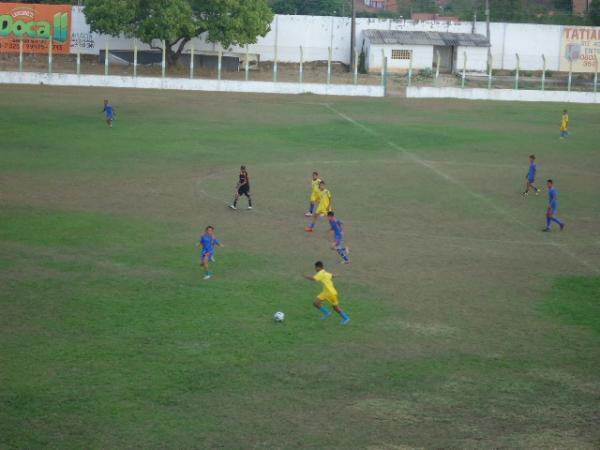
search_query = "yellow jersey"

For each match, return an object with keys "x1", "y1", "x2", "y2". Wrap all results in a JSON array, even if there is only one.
[
  {"x1": 310, "y1": 178, "x2": 322, "y2": 201},
  {"x1": 318, "y1": 189, "x2": 332, "y2": 211},
  {"x1": 560, "y1": 114, "x2": 569, "y2": 131},
  {"x1": 313, "y1": 269, "x2": 337, "y2": 296}
]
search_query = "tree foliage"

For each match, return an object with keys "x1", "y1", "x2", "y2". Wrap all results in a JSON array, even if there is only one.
[
  {"x1": 591, "y1": 0, "x2": 600, "y2": 25},
  {"x1": 270, "y1": 0, "x2": 350, "y2": 16},
  {"x1": 83, "y1": 0, "x2": 273, "y2": 65}
]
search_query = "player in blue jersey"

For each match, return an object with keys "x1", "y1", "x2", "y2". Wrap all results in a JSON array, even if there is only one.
[
  {"x1": 522, "y1": 154, "x2": 541, "y2": 196},
  {"x1": 102, "y1": 99, "x2": 115, "y2": 127},
  {"x1": 543, "y1": 179, "x2": 565, "y2": 232},
  {"x1": 327, "y1": 211, "x2": 349, "y2": 264},
  {"x1": 197, "y1": 226, "x2": 223, "y2": 279},
  {"x1": 209, "y1": 234, "x2": 218, "y2": 262}
]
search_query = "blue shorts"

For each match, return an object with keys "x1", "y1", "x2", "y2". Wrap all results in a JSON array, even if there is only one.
[
  {"x1": 106, "y1": 114, "x2": 114, "y2": 120},
  {"x1": 201, "y1": 250, "x2": 213, "y2": 259},
  {"x1": 549, "y1": 203, "x2": 558, "y2": 214},
  {"x1": 333, "y1": 237, "x2": 344, "y2": 248}
]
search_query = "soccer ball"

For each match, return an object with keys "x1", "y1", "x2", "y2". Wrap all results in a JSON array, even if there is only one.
[{"x1": 274, "y1": 311, "x2": 285, "y2": 322}]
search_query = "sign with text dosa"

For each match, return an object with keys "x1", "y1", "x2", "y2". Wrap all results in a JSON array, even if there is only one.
[
  {"x1": 0, "y1": 3, "x2": 71, "y2": 54},
  {"x1": 560, "y1": 26, "x2": 600, "y2": 72}
]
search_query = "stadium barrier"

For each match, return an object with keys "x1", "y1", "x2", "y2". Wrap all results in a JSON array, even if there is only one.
[
  {"x1": 406, "y1": 86, "x2": 600, "y2": 104},
  {"x1": 0, "y1": 71, "x2": 384, "y2": 97}
]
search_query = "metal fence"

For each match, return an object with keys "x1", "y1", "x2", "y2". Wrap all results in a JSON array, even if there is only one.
[
  {"x1": 1, "y1": 40, "x2": 598, "y2": 95},
  {"x1": 0, "y1": 39, "x2": 387, "y2": 89},
  {"x1": 405, "y1": 50, "x2": 599, "y2": 93}
]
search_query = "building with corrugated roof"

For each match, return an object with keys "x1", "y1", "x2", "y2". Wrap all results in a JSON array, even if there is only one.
[{"x1": 363, "y1": 29, "x2": 490, "y2": 73}]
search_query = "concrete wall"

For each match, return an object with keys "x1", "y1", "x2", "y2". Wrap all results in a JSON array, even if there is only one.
[
  {"x1": 0, "y1": 71, "x2": 384, "y2": 97},
  {"x1": 368, "y1": 43, "x2": 433, "y2": 72},
  {"x1": 406, "y1": 86, "x2": 600, "y2": 104},
  {"x1": 476, "y1": 22, "x2": 563, "y2": 71},
  {"x1": 455, "y1": 46, "x2": 489, "y2": 72},
  {"x1": 68, "y1": 8, "x2": 596, "y2": 72}
]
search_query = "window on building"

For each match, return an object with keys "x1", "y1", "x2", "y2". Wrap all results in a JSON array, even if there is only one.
[
  {"x1": 366, "y1": 0, "x2": 385, "y2": 8},
  {"x1": 391, "y1": 49, "x2": 412, "y2": 60}
]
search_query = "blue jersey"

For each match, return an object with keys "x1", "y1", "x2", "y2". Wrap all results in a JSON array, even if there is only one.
[
  {"x1": 200, "y1": 234, "x2": 219, "y2": 254},
  {"x1": 548, "y1": 187, "x2": 558, "y2": 206},
  {"x1": 329, "y1": 218, "x2": 344, "y2": 239},
  {"x1": 527, "y1": 162, "x2": 536, "y2": 181},
  {"x1": 103, "y1": 104, "x2": 114, "y2": 117}
]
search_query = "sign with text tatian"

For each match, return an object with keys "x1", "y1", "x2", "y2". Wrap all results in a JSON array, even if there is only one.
[
  {"x1": 0, "y1": 3, "x2": 71, "y2": 54},
  {"x1": 560, "y1": 26, "x2": 600, "y2": 72}
]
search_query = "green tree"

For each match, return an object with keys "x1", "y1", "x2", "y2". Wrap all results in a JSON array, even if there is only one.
[
  {"x1": 590, "y1": 0, "x2": 600, "y2": 25},
  {"x1": 270, "y1": 0, "x2": 350, "y2": 16},
  {"x1": 83, "y1": 0, "x2": 273, "y2": 65},
  {"x1": 411, "y1": 0, "x2": 439, "y2": 13},
  {"x1": 554, "y1": 0, "x2": 573, "y2": 11}
]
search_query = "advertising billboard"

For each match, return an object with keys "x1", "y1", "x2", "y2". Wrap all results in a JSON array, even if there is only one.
[
  {"x1": 560, "y1": 27, "x2": 600, "y2": 72},
  {"x1": 0, "y1": 3, "x2": 72, "y2": 54}
]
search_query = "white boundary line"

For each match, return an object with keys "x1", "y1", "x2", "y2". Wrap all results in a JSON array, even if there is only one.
[{"x1": 321, "y1": 102, "x2": 599, "y2": 274}]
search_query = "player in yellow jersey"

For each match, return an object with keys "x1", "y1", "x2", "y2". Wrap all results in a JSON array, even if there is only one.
[
  {"x1": 303, "y1": 261, "x2": 350, "y2": 325},
  {"x1": 560, "y1": 109, "x2": 569, "y2": 139},
  {"x1": 305, "y1": 171, "x2": 323, "y2": 217},
  {"x1": 305, "y1": 181, "x2": 332, "y2": 232}
]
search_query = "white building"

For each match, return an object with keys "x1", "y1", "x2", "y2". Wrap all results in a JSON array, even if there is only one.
[{"x1": 363, "y1": 30, "x2": 490, "y2": 73}]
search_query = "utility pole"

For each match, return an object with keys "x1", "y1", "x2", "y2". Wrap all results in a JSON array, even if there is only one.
[
  {"x1": 350, "y1": 0, "x2": 356, "y2": 72},
  {"x1": 485, "y1": 0, "x2": 490, "y2": 41}
]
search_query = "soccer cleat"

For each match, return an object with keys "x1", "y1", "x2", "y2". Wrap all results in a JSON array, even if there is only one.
[
  {"x1": 210, "y1": 256, "x2": 216, "y2": 262},
  {"x1": 340, "y1": 260, "x2": 350, "y2": 264},
  {"x1": 304, "y1": 227, "x2": 313, "y2": 232},
  {"x1": 229, "y1": 205, "x2": 237, "y2": 210},
  {"x1": 248, "y1": 206, "x2": 253, "y2": 210},
  {"x1": 304, "y1": 212, "x2": 312, "y2": 217},
  {"x1": 340, "y1": 318, "x2": 351, "y2": 326},
  {"x1": 560, "y1": 223, "x2": 565, "y2": 231},
  {"x1": 203, "y1": 274, "x2": 212, "y2": 280},
  {"x1": 320, "y1": 311, "x2": 332, "y2": 320},
  {"x1": 542, "y1": 228, "x2": 551, "y2": 232}
]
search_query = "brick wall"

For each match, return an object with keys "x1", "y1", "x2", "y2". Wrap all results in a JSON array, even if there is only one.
[{"x1": 572, "y1": 0, "x2": 590, "y2": 14}]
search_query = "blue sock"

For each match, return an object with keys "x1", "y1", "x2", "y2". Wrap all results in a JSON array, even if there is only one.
[
  {"x1": 309, "y1": 203, "x2": 315, "y2": 214},
  {"x1": 551, "y1": 217, "x2": 563, "y2": 226},
  {"x1": 309, "y1": 223, "x2": 315, "y2": 229},
  {"x1": 341, "y1": 247, "x2": 349, "y2": 261},
  {"x1": 319, "y1": 306, "x2": 330, "y2": 316},
  {"x1": 337, "y1": 248, "x2": 349, "y2": 262},
  {"x1": 546, "y1": 217, "x2": 551, "y2": 228},
  {"x1": 338, "y1": 310, "x2": 349, "y2": 321}
]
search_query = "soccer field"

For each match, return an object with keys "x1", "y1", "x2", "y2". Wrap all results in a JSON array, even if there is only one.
[{"x1": 1, "y1": 85, "x2": 599, "y2": 449}]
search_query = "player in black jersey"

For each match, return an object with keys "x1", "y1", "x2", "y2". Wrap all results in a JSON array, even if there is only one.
[{"x1": 230, "y1": 165, "x2": 252, "y2": 210}]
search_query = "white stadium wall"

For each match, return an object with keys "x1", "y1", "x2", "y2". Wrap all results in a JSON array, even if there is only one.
[
  {"x1": 476, "y1": 22, "x2": 564, "y2": 71},
  {"x1": 68, "y1": 7, "x2": 587, "y2": 73},
  {"x1": 455, "y1": 46, "x2": 489, "y2": 72},
  {"x1": 0, "y1": 71, "x2": 385, "y2": 97},
  {"x1": 406, "y1": 86, "x2": 600, "y2": 104}
]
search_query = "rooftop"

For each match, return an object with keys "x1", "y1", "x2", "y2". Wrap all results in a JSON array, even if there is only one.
[{"x1": 363, "y1": 30, "x2": 490, "y2": 47}]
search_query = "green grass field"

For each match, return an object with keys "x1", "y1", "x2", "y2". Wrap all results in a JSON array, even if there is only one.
[{"x1": 1, "y1": 85, "x2": 600, "y2": 449}]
